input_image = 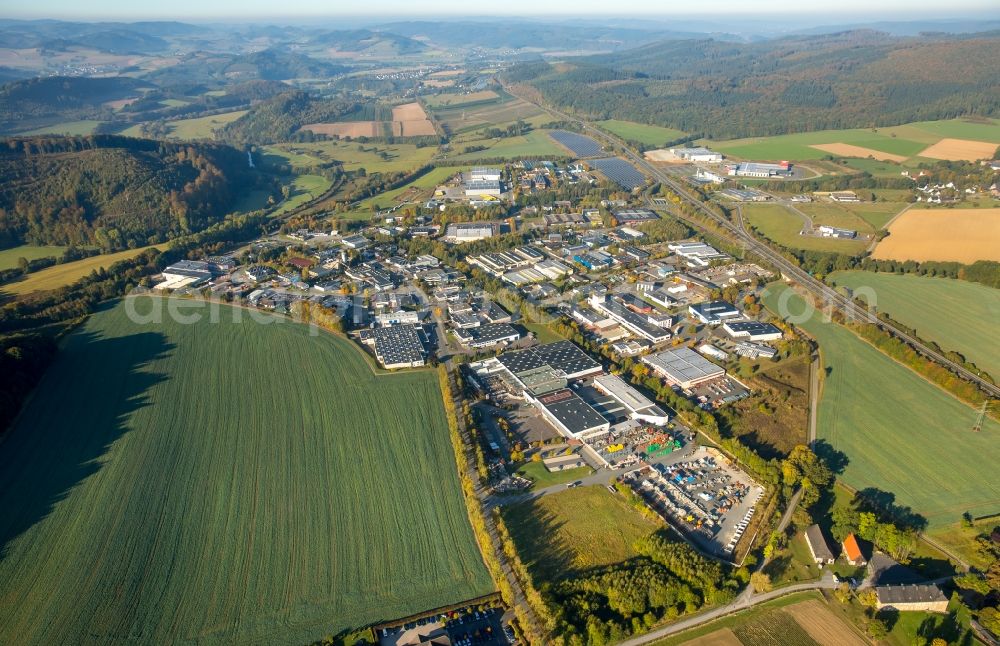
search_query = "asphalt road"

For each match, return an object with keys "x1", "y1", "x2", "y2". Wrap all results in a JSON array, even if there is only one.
[{"x1": 504, "y1": 84, "x2": 1000, "y2": 399}]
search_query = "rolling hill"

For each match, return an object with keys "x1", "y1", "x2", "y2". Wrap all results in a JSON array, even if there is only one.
[
  {"x1": 0, "y1": 135, "x2": 260, "y2": 249},
  {"x1": 509, "y1": 30, "x2": 1000, "y2": 139},
  {"x1": 0, "y1": 76, "x2": 151, "y2": 132}
]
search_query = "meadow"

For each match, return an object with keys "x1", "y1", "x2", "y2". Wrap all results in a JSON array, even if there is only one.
[
  {"x1": 0, "y1": 244, "x2": 69, "y2": 270},
  {"x1": 598, "y1": 119, "x2": 686, "y2": 146},
  {"x1": 762, "y1": 284, "x2": 1000, "y2": 527},
  {"x1": 449, "y1": 130, "x2": 566, "y2": 161},
  {"x1": 119, "y1": 110, "x2": 247, "y2": 140},
  {"x1": 0, "y1": 245, "x2": 158, "y2": 296},
  {"x1": 341, "y1": 166, "x2": 462, "y2": 219},
  {"x1": 19, "y1": 119, "x2": 103, "y2": 135},
  {"x1": 0, "y1": 299, "x2": 493, "y2": 644},
  {"x1": 499, "y1": 485, "x2": 660, "y2": 585},
  {"x1": 829, "y1": 270, "x2": 1000, "y2": 379},
  {"x1": 264, "y1": 140, "x2": 438, "y2": 174},
  {"x1": 741, "y1": 204, "x2": 869, "y2": 255},
  {"x1": 707, "y1": 117, "x2": 1000, "y2": 162},
  {"x1": 423, "y1": 90, "x2": 500, "y2": 108},
  {"x1": 273, "y1": 173, "x2": 333, "y2": 215},
  {"x1": 515, "y1": 461, "x2": 592, "y2": 490}
]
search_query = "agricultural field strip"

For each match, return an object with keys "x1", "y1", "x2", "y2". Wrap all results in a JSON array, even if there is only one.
[
  {"x1": 762, "y1": 284, "x2": 1000, "y2": 527},
  {"x1": 0, "y1": 300, "x2": 493, "y2": 643}
]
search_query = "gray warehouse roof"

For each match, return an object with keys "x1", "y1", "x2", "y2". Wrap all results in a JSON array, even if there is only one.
[
  {"x1": 498, "y1": 340, "x2": 601, "y2": 379},
  {"x1": 643, "y1": 346, "x2": 725, "y2": 385},
  {"x1": 535, "y1": 388, "x2": 609, "y2": 436},
  {"x1": 875, "y1": 584, "x2": 947, "y2": 605}
]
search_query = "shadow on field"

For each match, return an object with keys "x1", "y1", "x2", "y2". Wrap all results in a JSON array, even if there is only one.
[
  {"x1": 499, "y1": 498, "x2": 574, "y2": 584},
  {"x1": 0, "y1": 329, "x2": 174, "y2": 559}
]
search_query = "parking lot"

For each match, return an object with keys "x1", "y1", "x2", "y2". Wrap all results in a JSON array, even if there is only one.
[
  {"x1": 624, "y1": 446, "x2": 763, "y2": 559},
  {"x1": 378, "y1": 607, "x2": 510, "y2": 646}
]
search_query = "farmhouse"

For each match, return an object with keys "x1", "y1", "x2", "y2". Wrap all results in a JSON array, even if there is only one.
[
  {"x1": 875, "y1": 584, "x2": 948, "y2": 613},
  {"x1": 842, "y1": 533, "x2": 867, "y2": 566},
  {"x1": 722, "y1": 320, "x2": 783, "y2": 341},
  {"x1": 643, "y1": 347, "x2": 726, "y2": 389},
  {"x1": 670, "y1": 147, "x2": 724, "y2": 163},
  {"x1": 689, "y1": 300, "x2": 742, "y2": 325},
  {"x1": 804, "y1": 524, "x2": 835, "y2": 565}
]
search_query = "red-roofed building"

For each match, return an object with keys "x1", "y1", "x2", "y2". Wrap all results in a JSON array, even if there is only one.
[{"x1": 843, "y1": 533, "x2": 866, "y2": 566}]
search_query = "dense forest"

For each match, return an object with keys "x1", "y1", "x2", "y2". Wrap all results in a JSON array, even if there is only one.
[
  {"x1": 0, "y1": 135, "x2": 267, "y2": 249},
  {"x1": 217, "y1": 91, "x2": 362, "y2": 144},
  {"x1": 0, "y1": 76, "x2": 148, "y2": 130},
  {"x1": 143, "y1": 49, "x2": 349, "y2": 86},
  {"x1": 506, "y1": 31, "x2": 1000, "y2": 138}
]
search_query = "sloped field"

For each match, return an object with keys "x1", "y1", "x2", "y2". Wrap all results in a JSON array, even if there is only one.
[{"x1": 0, "y1": 298, "x2": 492, "y2": 644}]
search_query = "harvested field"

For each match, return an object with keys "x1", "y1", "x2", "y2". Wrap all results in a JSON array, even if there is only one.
[
  {"x1": 392, "y1": 119, "x2": 436, "y2": 137},
  {"x1": 392, "y1": 102, "x2": 428, "y2": 122},
  {"x1": 810, "y1": 143, "x2": 907, "y2": 162},
  {"x1": 302, "y1": 121, "x2": 380, "y2": 138},
  {"x1": 644, "y1": 149, "x2": 685, "y2": 163},
  {"x1": 873, "y1": 208, "x2": 1000, "y2": 262},
  {"x1": 680, "y1": 628, "x2": 743, "y2": 646},
  {"x1": 918, "y1": 138, "x2": 999, "y2": 161},
  {"x1": 784, "y1": 600, "x2": 866, "y2": 646}
]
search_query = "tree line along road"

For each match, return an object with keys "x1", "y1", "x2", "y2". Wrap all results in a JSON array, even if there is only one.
[{"x1": 503, "y1": 84, "x2": 1000, "y2": 399}]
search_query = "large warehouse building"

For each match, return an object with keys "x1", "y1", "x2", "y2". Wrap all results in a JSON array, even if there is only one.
[
  {"x1": 643, "y1": 346, "x2": 726, "y2": 389},
  {"x1": 533, "y1": 388, "x2": 611, "y2": 440}
]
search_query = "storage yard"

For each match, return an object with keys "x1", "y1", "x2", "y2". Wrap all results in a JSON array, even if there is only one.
[{"x1": 624, "y1": 446, "x2": 764, "y2": 559}]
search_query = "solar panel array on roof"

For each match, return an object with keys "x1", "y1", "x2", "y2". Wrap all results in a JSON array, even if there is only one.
[
  {"x1": 643, "y1": 346, "x2": 725, "y2": 387},
  {"x1": 367, "y1": 325, "x2": 425, "y2": 367},
  {"x1": 497, "y1": 340, "x2": 601, "y2": 380}
]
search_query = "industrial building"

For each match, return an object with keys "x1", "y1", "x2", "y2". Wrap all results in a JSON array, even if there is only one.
[
  {"x1": 817, "y1": 225, "x2": 857, "y2": 239},
  {"x1": 454, "y1": 323, "x2": 520, "y2": 349},
  {"x1": 445, "y1": 222, "x2": 495, "y2": 242},
  {"x1": 668, "y1": 241, "x2": 729, "y2": 267},
  {"x1": 670, "y1": 147, "x2": 724, "y2": 163},
  {"x1": 532, "y1": 388, "x2": 611, "y2": 440},
  {"x1": 593, "y1": 374, "x2": 670, "y2": 426},
  {"x1": 734, "y1": 341, "x2": 777, "y2": 359},
  {"x1": 643, "y1": 347, "x2": 726, "y2": 389},
  {"x1": 689, "y1": 300, "x2": 742, "y2": 325},
  {"x1": 158, "y1": 260, "x2": 216, "y2": 289},
  {"x1": 469, "y1": 167, "x2": 502, "y2": 182},
  {"x1": 589, "y1": 294, "x2": 672, "y2": 343},
  {"x1": 359, "y1": 325, "x2": 426, "y2": 369},
  {"x1": 612, "y1": 208, "x2": 660, "y2": 224},
  {"x1": 464, "y1": 179, "x2": 502, "y2": 198},
  {"x1": 496, "y1": 340, "x2": 603, "y2": 382},
  {"x1": 722, "y1": 320, "x2": 783, "y2": 341},
  {"x1": 726, "y1": 161, "x2": 793, "y2": 178}
]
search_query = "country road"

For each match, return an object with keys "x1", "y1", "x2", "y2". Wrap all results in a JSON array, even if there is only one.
[{"x1": 503, "y1": 84, "x2": 1000, "y2": 400}]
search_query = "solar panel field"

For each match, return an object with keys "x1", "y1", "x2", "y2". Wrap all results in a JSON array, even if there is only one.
[
  {"x1": 549, "y1": 129, "x2": 605, "y2": 157},
  {"x1": 589, "y1": 157, "x2": 647, "y2": 190},
  {"x1": 0, "y1": 298, "x2": 493, "y2": 644}
]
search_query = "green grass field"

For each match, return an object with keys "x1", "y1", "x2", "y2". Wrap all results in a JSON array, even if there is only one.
[
  {"x1": 19, "y1": 119, "x2": 104, "y2": 136},
  {"x1": 762, "y1": 284, "x2": 1000, "y2": 527},
  {"x1": 499, "y1": 485, "x2": 659, "y2": 585},
  {"x1": 598, "y1": 119, "x2": 686, "y2": 146},
  {"x1": 264, "y1": 140, "x2": 438, "y2": 174},
  {"x1": 449, "y1": 130, "x2": 566, "y2": 161},
  {"x1": 273, "y1": 174, "x2": 332, "y2": 215},
  {"x1": 0, "y1": 244, "x2": 69, "y2": 270},
  {"x1": 707, "y1": 117, "x2": 1000, "y2": 162},
  {"x1": 829, "y1": 271, "x2": 1000, "y2": 378},
  {"x1": 515, "y1": 461, "x2": 593, "y2": 489},
  {"x1": 741, "y1": 204, "x2": 869, "y2": 255},
  {"x1": 0, "y1": 299, "x2": 493, "y2": 643},
  {"x1": 0, "y1": 245, "x2": 158, "y2": 296},
  {"x1": 341, "y1": 166, "x2": 461, "y2": 220}
]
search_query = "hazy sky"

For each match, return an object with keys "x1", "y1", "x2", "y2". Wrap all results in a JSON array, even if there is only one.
[{"x1": 3, "y1": 0, "x2": 997, "y2": 20}]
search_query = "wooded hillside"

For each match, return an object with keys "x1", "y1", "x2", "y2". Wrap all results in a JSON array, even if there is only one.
[
  {"x1": 0, "y1": 135, "x2": 262, "y2": 250},
  {"x1": 508, "y1": 31, "x2": 1000, "y2": 138}
]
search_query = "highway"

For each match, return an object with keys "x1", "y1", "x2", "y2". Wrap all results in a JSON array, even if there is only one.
[{"x1": 505, "y1": 85, "x2": 1000, "y2": 399}]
